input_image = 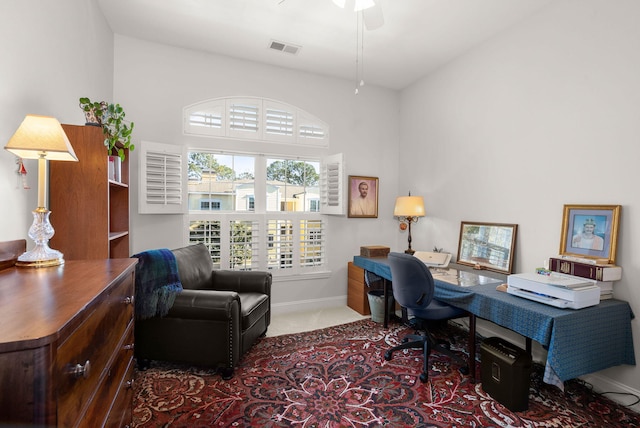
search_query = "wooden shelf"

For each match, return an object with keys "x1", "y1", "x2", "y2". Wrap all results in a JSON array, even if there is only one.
[
  {"x1": 109, "y1": 231, "x2": 129, "y2": 240},
  {"x1": 109, "y1": 179, "x2": 129, "y2": 188}
]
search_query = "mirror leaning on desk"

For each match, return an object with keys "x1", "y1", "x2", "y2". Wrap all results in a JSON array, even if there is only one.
[{"x1": 413, "y1": 251, "x2": 506, "y2": 287}]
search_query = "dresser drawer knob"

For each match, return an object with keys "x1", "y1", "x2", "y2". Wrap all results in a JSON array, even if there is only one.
[
  {"x1": 126, "y1": 379, "x2": 134, "y2": 389},
  {"x1": 69, "y1": 360, "x2": 91, "y2": 379},
  {"x1": 124, "y1": 343, "x2": 135, "y2": 351},
  {"x1": 123, "y1": 296, "x2": 134, "y2": 305}
]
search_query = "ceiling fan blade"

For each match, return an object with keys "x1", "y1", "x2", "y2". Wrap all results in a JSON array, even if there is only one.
[{"x1": 363, "y1": 2, "x2": 384, "y2": 30}]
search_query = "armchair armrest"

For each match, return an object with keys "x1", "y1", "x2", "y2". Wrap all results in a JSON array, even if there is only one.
[
  {"x1": 168, "y1": 289, "x2": 240, "y2": 321},
  {"x1": 212, "y1": 270, "x2": 272, "y2": 295}
]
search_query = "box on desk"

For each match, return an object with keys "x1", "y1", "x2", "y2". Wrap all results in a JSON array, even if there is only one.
[{"x1": 360, "y1": 246, "x2": 390, "y2": 258}]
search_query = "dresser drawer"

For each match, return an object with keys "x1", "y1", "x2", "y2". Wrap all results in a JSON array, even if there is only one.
[
  {"x1": 56, "y1": 272, "x2": 134, "y2": 427},
  {"x1": 82, "y1": 323, "x2": 135, "y2": 427},
  {"x1": 102, "y1": 355, "x2": 135, "y2": 428}
]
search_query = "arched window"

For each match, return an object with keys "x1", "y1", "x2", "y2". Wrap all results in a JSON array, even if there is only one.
[
  {"x1": 184, "y1": 97, "x2": 329, "y2": 147},
  {"x1": 139, "y1": 98, "x2": 344, "y2": 276}
]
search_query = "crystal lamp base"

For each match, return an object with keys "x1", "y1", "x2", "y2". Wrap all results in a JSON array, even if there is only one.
[{"x1": 16, "y1": 208, "x2": 64, "y2": 268}]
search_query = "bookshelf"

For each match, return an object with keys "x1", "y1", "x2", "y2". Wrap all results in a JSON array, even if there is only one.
[{"x1": 49, "y1": 124, "x2": 130, "y2": 259}]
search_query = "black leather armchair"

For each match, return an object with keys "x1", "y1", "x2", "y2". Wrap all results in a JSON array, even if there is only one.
[{"x1": 135, "y1": 243, "x2": 272, "y2": 379}]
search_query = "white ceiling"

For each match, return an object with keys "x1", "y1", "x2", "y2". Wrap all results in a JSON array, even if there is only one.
[{"x1": 97, "y1": 0, "x2": 553, "y2": 90}]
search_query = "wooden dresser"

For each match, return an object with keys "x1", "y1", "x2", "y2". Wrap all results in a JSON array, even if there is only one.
[{"x1": 0, "y1": 258, "x2": 137, "y2": 427}]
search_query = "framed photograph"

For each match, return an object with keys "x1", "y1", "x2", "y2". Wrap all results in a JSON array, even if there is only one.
[
  {"x1": 559, "y1": 204, "x2": 621, "y2": 264},
  {"x1": 348, "y1": 176, "x2": 378, "y2": 218},
  {"x1": 456, "y1": 221, "x2": 518, "y2": 274}
]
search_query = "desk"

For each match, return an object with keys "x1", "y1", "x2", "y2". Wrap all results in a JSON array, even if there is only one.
[{"x1": 353, "y1": 255, "x2": 636, "y2": 387}]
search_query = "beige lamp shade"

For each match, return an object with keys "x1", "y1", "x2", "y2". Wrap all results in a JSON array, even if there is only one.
[
  {"x1": 394, "y1": 196, "x2": 425, "y2": 218},
  {"x1": 4, "y1": 115, "x2": 78, "y2": 161}
]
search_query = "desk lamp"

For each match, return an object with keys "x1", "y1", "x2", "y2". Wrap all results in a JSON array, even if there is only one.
[
  {"x1": 394, "y1": 193, "x2": 425, "y2": 255},
  {"x1": 4, "y1": 115, "x2": 78, "y2": 267}
]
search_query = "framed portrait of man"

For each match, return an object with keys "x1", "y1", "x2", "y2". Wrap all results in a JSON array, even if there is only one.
[
  {"x1": 348, "y1": 176, "x2": 378, "y2": 218},
  {"x1": 559, "y1": 204, "x2": 621, "y2": 263}
]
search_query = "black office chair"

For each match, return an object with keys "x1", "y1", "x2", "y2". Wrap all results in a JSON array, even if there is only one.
[{"x1": 384, "y1": 252, "x2": 470, "y2": 383}]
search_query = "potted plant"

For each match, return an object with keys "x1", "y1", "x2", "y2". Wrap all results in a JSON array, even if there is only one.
[{"x1": 79, "y1": 97, "x2": 135, "y2": 162}]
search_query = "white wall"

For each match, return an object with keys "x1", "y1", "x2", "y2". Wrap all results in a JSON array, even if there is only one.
[
  {"x1": 401, "y1": 0, "x2": 640, "y2": 398},
  {"x1": 113, "y1": 35, "x2": 401, "y2": 310},
  {"x1": 0, "y1": 0, "x2": 113, "y2": 240}
]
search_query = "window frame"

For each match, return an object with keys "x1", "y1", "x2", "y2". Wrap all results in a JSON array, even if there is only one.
[
  {"x1": 186, "y1": 151, "x2": 329, "y2": 276},
  {"x1": 139, "y1": 97, "x2": 345, "y2": 278}
]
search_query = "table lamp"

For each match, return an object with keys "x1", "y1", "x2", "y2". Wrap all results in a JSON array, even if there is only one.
[
  {"x1": 394, "y1": 193, "x2": 425, "y2": 255},
  {"x1": 4, "y1": 115, "x2": 78, "y2": 267}
]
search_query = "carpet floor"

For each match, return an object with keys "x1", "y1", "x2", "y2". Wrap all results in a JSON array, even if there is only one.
[{"x1": 133, "y1": 319, "x2": 639, "y2": 427}]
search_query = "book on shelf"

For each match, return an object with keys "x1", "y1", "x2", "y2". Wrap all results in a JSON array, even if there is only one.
[{"x1": 549, "y1": 257, "x2": 622, "y2": 282}]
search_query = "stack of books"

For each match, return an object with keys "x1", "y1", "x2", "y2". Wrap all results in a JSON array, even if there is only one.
[{"x1": 546, "y1": 255, "x2": 622, "y2": 300}]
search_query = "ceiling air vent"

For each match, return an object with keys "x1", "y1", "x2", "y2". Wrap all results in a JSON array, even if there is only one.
[{"x1": 269, "y1": 40, "x2": 300, "y2": 55}]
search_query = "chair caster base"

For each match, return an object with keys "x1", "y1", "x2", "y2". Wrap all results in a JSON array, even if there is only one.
[
  {"x1": 384, "y1": 351, "x2": 393, "y2": 361},
  {"x1": 459, "y1": 366, "x2": 469, "y2": 375},
  {"x1": 419, "y1": 372, "x2": 428, "y2": 383}
]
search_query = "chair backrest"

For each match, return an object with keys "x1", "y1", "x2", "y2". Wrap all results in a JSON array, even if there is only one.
[
  {"x1": 387, "y1": 252, "x2": 435, "y2": 311},
  {"x1": 172, "y1": 243, "x2": 215, "y2": 290}
]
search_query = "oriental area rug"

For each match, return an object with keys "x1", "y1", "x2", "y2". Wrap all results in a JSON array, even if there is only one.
[{"x1": 132, "y1": 319, "x2": 639, "y2": 427}]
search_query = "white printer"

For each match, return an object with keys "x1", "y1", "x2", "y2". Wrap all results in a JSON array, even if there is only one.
[{"x1": 507, "y1": 272, "x2": 600, "y2": 309}]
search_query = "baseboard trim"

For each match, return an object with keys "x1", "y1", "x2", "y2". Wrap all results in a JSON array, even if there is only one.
[
  {"x1": 579, "y1": 372, "x2": 640, "y2": 413},
  {"x1": 272, "y1": 296, "x2": 346, "y2": 315}
]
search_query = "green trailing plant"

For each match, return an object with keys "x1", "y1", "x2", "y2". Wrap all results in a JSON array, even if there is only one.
[{"x1": 79, "y1": 97, "x2": 135, "y2": 161}]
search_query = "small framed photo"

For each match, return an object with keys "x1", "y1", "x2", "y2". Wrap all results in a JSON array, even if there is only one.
[
  {"x1": 348, "y1": 176, "x2": 378, "y2": 218},
  {"x1": 559, "y1": 204, "x2": 621, "y2": 263}
]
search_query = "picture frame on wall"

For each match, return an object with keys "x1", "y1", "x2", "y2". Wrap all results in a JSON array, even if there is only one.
[
  {"x1": 559, "y1": 204, "x2": 621, "y2": 264},
  {"x1": 348, "y1": 175, "x2": 378, "y2": 218}
]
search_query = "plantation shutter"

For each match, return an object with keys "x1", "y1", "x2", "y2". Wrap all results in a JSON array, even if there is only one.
[
  {"x1": 139, "y1": 140, "x2": 186, "y2": 214},
  {"x1": 227, "y1": 98, "x2": 260, "y2": 139},
  {"x1": 183, "y1": 97, "x2": 328, "y2": 147},
  {"x1": 320, "y1": 153, "x2": 345, "y2": 215},
  {"x1": 263, "y1": 100, "x2": 295, "y2": 144},
  {"x1": 183, "y1": 98, "x2": 225, "y2": 137}
]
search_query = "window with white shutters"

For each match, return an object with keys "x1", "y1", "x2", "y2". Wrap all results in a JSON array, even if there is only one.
[
  {"x1": 189, "y1": 219, "x2": 222, "y2": 268},
  {"x1": 266, "y1": 219, "x2": 294, "y2": 271},
  {"x1": 138, "y1": 98, "x2": 344, "y2": 276},
  {"x1": 186, "y1": 151, "x2": 336, "y2": 275},
  {"x1": 300, "y1": 219, "x2": 324, "y2": 267},
  {"x1": 183, "y1": 97, "x2": 328, "y2": 147}
]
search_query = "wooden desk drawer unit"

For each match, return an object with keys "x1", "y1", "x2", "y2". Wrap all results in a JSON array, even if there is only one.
[
  {"x1": 0, "y1": 259, "x2": 137, "y2": 427},
  {"x1": 348, "y1": 262, "x2": 370, "y2": 315}
]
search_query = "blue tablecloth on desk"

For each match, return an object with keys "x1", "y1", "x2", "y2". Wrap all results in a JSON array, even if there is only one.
[{"x1": 353, "y1": 256, "x2": 636, "y2": 385}]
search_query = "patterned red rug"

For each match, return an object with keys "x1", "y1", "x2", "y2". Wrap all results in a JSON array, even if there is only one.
[{"x1": 133, "y1": 319, "x2": 639, "y2": 427}]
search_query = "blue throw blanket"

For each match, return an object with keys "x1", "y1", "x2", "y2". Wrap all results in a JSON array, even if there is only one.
[{"x1": 133, "y1": 248, "x2": 183, "y2": 320}]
